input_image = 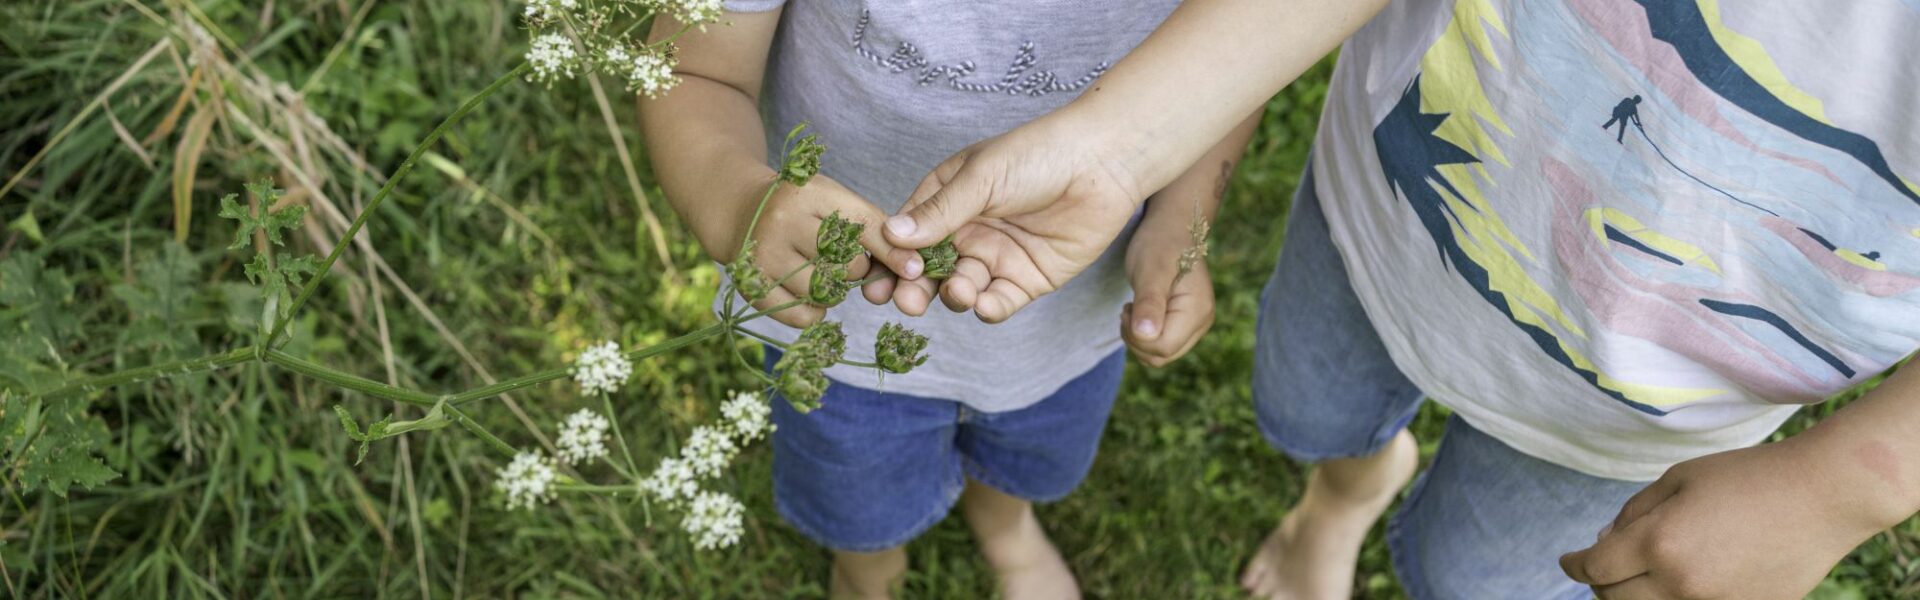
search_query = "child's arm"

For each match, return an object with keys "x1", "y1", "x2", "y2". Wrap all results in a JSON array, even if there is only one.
[
  {"x1": 1560, "y1": 361, "x2": 1920, "y2": 599},
  {"x1": 1121, "y1": 109, "x2": 1260, "y2": 366},
  {"x1": 639, "y1": 10, "x2": 918, "y2": 327}
]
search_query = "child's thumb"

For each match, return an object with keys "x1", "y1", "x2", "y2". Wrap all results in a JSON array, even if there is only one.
[
  {"x1": 1127, "y1": 274, "x2": 1171, "y2": 341},
  {"x1": 888, "y1": 154, "x2": 992, "y2": 249}
]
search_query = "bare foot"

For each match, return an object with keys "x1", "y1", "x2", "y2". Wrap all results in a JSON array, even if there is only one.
[
  {"x1": 962, "y1": 480, "x2": 1081, "y2": 599},
  {"x1": 1241, "y1": 431, "x2": 1417, "y2": 599}
]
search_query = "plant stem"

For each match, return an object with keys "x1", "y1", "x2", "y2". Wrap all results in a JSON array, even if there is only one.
[
  {"x1": 732, "y1": 327, "x2": 881, "y2": 369},
  {"x1": 261, "y1": 350, "x2": 439, "y2": 406},
  {"x1": 557, "y1": 483, "x2": 640, "y2": 495},
  {"x1": 445, "y1": 404, "x2": 517, "y2": 457},
  {"x1": 446, "y1": 321, "x2": 730, "y2": 406},
  {"x1": 267, "y1": 63, "x2": 532, "y2": 347},
  {"x1": 32, "y1": 348, "x2": 257, "y2": 400},
  {"x1": 734, "y1": 178, "x2": 782, "y2": 263}
]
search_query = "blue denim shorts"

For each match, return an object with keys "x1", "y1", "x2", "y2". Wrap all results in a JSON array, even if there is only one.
[
  {"x1": 1253, "y1": 168, "x2": 1650, "y2": 599},
  {"x1": 763, "y1": 347, "x2": 1125, "y2": 552}
]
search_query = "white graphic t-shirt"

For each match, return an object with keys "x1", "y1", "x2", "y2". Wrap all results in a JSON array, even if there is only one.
[{"x1": 1317, "y1": 0, "x2": 1920, "y2": 480}]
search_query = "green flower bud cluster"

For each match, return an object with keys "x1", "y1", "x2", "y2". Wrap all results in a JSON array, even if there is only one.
[
  {"x1": 919, "y1": 235, "x2": 958, "y2": 280},
  {"x1": 815, "y1": 211, "x2": 865, "y2": 266},
  {"x1": 774, "y1": 321, "x2": 845, "y2": 412},
  {"x1": 727, "y1": 245, "x2": 773, "y2": 303},
  {"x1": 781, "y1": 128, "x2": 826, "y2": 187},
  {"x1": 874, "y1": 322, "x2": 929, "y2": 374},
  {"x1": 808, "y1": 262, "x2": 853, "y2": 306}
]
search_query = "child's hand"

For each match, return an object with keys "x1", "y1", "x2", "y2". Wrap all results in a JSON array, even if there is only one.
[
  {"x1": 1120, "y1": 202, "x2": 1215, "y2": 367},
  {"x1": 730, "y1": 175, "x2": 905, "y2": 328}
]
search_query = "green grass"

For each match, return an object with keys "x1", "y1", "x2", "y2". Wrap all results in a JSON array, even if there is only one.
[{"x1": 2, "y1": 1, "x2": 1916, "y2": 598}]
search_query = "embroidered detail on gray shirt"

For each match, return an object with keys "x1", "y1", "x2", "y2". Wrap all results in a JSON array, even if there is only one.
[{"x1": 850, "y1": 10, "x2": 1109, "y2": 96}]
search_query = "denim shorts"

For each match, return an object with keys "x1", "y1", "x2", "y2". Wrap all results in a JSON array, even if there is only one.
[
  {"x1": 1253, "y1": 167, "x2": 1650, "y2": 599},
  {"x1": 763, "y1": 347, "x2": 1125, "y2": 552}
]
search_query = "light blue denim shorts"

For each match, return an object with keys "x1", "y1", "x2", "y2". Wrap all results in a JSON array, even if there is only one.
[
  {"x1": 1253, "y1": 167, "x2": 1650, "y2": 599},
  {"x1": 763, "y1": 347, "x2": 1125, "y2": 553}
]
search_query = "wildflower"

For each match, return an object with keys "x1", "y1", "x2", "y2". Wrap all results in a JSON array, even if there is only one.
[
  {"x1": 494, "y1": 451, "x2": 558, "y2": 511},
  {"x1": 624, "y1": 50, "x2": 679, "y2": 98},
  {"x1": 720, "y1": 391, "x2": 774, "y2": 443},
  {"x1": 523, "y1": 0, "x2": 577, "y2": 21},
  {"x1": 680, "y1": 425, "x2": 738, "y2": 478},
  {"x1": 573, "y1": 341, "x2": 633, "y2": 396},
  {"x1": 918, "y1": 235, "x2": 958, "y2": 280},
  {"x1": 808, "y1": 262, "x2": 852, "y2": 306},
  {"x1": 875, "y1": 322, "x2": 930, "y2": 374},
  {"x1": 774, "y1": 354, "x2": 830, "y2": 413},
  {"x1": 1174, "y1": 200, "x2": 1211, "y2": 287},
  {"x1": 666, "y1": 0, "x2": 725, "y2": 27},
  {"x1": 555, "y1": 409, "x2": 612, "y2": 465},
  {"x1": 526, "y1": 33, "x2": 580, "y2": 84},
  {"x1": 683, "y1": 491, "x2": 745, "y2": 550},
  {"x1": 642, "y1": 457, "x2": 700, "y2": 506},
  {"x1": 814, "y1": 211, "x2": 865, "y2": 266},
  {"x1": 795, "y1": 321, "x2": 847, "y2": 365},
  {"x1": 781, "y1": 132, "x2": 826, "y2": 187}
]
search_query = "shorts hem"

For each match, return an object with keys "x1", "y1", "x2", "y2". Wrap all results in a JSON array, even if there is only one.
[
  {"x1": 1253, "y1": 394, "x2": 1421, "y2": 465},
  {"x1": 772, "y1": 470, "x2": 966, "y2": 554},
  {"x1": 960, "y1": 454, "x2": 1077, "y2": 503}
]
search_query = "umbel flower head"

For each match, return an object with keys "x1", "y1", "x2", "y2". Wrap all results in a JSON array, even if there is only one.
[
  {"x1": 815, "y1": 211, "x2": 865, "y2": 266},
  {"x1": 727, "y1": 246, "x2": 773, "y2": 303},
  {"x1": 679, "y1": 425, "x2": 738, "y2": 478},
  {"x1": 875, "y1": 322, "x2": 930, "y2": 374},
  {"x1": 522, "y1": 0, "x2": 576, "y2": 21},
  {"x1": 495, "y1": 451, "x2": 559, "y2": 511},
  {"x1": 683, "y1": 491, "x2": 746, "y2": 550},
  {"x1": 642, "y1": 457, "x2": 699, "y2": 506},
  {"x1": 774, "y1": 322, "x2": 843, "y2": 412},
  {"x1": 808, "y1": 262, "x2": 852, "y2": 307},
  {"x1": 918, "y1": 235, "x2": 958, "y2": 280},
  {"x1": 620, "y1": 48, "x2": 679, "y2": 98},
  {"x1": 720, "y1": 391, "x2": 774, "y2": 443},
  {"x1": 572, "y1": 340, "x2": 633, "y2": 396},
  {"x1": 781, "y1": 127, "x2": 826, "y2": 187},
  {"x1": 555, "y1": 409, "x2": 611, "y2": 465},
  {"x1": 525, "y1": 33, "x2": 579, "y2": 85}
]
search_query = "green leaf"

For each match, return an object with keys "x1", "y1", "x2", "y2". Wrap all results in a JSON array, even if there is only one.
[
  {"x1": 7, "y1": 209, "x2": 44, "y2": 245},
  {"x1": 2, "y1": 395, "x2": 121, "y2": 496}
]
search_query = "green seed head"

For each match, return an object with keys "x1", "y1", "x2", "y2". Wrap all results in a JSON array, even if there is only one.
[
  {"x1": 815, "y1": 211, "x2": 865, "y2": 266},
  {"x1": 782, "y1": 133, "x2": 826, "y2": 187},
  {"x1": 918, "y1": 236, "x2": 958, "y2": 280},
  {"x1": 874, "y1": 322, "x2": 930, "y2": 374},
  {"x1": 795, "y1": 321, "x2": 847, "y2": 365},
  {"x1": 727, "y1": 253, "x2": 772, "y2": 302},
  {"x1": 807, "y1": 262, "x2": 852, "y2": 307}
]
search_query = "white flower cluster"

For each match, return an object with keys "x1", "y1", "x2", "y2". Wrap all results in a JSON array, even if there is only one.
[
  {"x1": 519, "y1": 0, "x2": 686, "y2": 96},
  {"x1": 556, "y1": 408, "x2": 612, "y2": 465},
  {"x1": 719, "y1": 390, "x2": 773, "y2": 443},
  {"x1": 572, "y1": 340, "x2": 633, "y2": 395},
  {"x1": 526, "y1": 33, "x2": 579, "y2": 85},
  {"x1": 494, "y1": 451, "x2": 559, "y2": 511},
  {"x1": 684, "y1": 491, "x2": 745, "y2": 550},
  {"x1": 680, "y1": 425, "x2": 737, "y2": 478},
  {"x1": 641, "y1": 456, "x2": 700, "y2": 505}
]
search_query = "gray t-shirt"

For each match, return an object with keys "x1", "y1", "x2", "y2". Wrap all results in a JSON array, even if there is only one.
[{"x1": 720, "y1": 0, "x2": 1179, "y2": 412}]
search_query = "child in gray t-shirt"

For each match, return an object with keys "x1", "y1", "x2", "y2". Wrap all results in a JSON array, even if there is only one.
[{"x1": 639, "y1": 1, "x2": 1255, "y2": 595}]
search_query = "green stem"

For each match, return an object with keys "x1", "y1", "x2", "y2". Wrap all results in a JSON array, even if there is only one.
[
  {"x1": 556, "y1": 483, "x2": 640, "y2": 495},
  {"x1": 261, "y1": 350, "x2": 439, "y2": 406},
  {"x1": 732, "y1": 326, "x2": 881, "y2": 369},
  {"x1": 32, "y1": 348, "x2": 257, "y2": 399},
  {"x1": 600, "y1": 393, "x2": 640, "y2": 480},
  {"x1": 267, "y1": 63, "x2": 532, "y2": 347},
  {"x1": 734, "y1": 178, "x2": 782, "y2": 263},
  {"x1": 446, "y1": 322, "x2": 730, "y2": 406},
  {"x1": 445, "y1": 404, "x2": 517, "y2": 457}
]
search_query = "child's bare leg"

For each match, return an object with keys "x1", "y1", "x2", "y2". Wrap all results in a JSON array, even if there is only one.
[
  {"x1": 1241, "y1": 429, "x2": 1418, "y2": 600},
  {"x1": 960, "y1": 479, "x2": 1079, "y2": 599},
  {"x1": 831, "y1": 547, "x2": 907, "y2": 599}
]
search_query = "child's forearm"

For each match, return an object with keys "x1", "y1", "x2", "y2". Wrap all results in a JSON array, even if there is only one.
[
  {"x1": 1142, "y1": 109, "x2": 1261, "y2": 227},
  {"x1": 638, "y1": 12, "x2": 782, "y2": 263},
  {"x1": 1793, "y1": 360, "x2": 1920, "y2": 529},
  {"x1": 1048, "y1": 0, "x2": 1388, "y2": 205}
]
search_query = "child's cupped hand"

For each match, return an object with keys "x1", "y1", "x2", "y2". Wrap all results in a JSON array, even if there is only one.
[
  {"x1": 731, "y1": 175, "x2": 916, "y2": 328},
  {"x1": 1119, "y1": 200, "x2": 1215, "y2": 367}
]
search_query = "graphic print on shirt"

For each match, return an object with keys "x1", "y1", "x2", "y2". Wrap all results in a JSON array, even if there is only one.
[
  {"x1": 1370, "y1": 0, "x2": 1920, "y2": 416},
  {"x1": 850, "y1": 10, "x2": 1109, "y2": 96}
]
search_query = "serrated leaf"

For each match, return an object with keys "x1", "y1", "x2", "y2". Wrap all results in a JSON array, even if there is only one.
[{"x1": 3, "y1": 396, "x2": 121, "y2": 496}]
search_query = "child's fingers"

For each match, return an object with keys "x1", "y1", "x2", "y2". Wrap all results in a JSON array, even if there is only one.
[
  {"x1": 827, "y1": 201, "x2": 923, "y2": 279},
  {"x1": 892, "y1": 275, "x2": 937, "y2": 317},
  {"x1": 940, "y1": 257, "x2": 992, "y2": 312},
  {"x1": 862, "y1": 271, "x2": 896, "y2": 305},
  {"x1": 1126, "y1": 265, "x2": 1176, "y2": 343},
  {"x1": 753, "y1": 285, "x2": 825, "y2": 328},
  {"x1": 1559, "y1": 515, "x2": 1654, "y2": 587},
  {"x1": 953, "y1": 224, "x2": 1056, "y2": 302},
  {"x1": 974, "y1": 278, "x2": 1035, "y2": 324}
]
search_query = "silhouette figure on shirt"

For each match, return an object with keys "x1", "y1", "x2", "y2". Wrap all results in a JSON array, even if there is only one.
[{"x1": 1602, "y1": 95, "x2": 1643, "y2": 143}]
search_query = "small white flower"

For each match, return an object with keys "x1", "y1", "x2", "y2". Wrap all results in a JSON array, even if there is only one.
[
  {"x1": 720, "y1": 391, "x2": 773, "y2": 443},
  {"x1": 572, "y1": 340, "x2": 633, "y2": 395},
  {"x1": 642, "y1": 457, "x2": 700, "y2": 506},
  {"x1": 625, "y1": 51, "x2": 679, "y2": 98},
  {"x1": 683, "y1": 491, "x2": 745, "y2": 550},
  {"x1": 555, "y1": 408, "x2": 612, "y2": 465},
  {"x1": 666, "y1": 0, "x2": 724, "y2": 27},
  {"x1": 523, "y1": 0, "x2": 577, "y2": 21},
  {"x1": 679, "y1": 425, "x2": 737, "y2": 478},
  {"x1": 526, "y1": 33, "x2": 580, "y2": 84},
  {"x1": 494, "y1": 451, "x2": 559, "y2": 511}
]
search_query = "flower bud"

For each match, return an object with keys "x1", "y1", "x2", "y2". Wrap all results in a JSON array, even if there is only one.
[
  {"x1": 919, "y1": 235, "x2": 958, "y2": 280},
  {"x1": 796, "y1": 321, "x2": 847, "y2": 365},
  {"x1": 782, "y1": 133, "x2": 826, "y2": 187},
  {"x1": 875, "y1": 322, "x2": 930, "y2": 374},
  {"x1": 774, "y1": 362, "x2": 828, "y2": 413},
  {"x1": 815, "y1": 211, "x2": 865, "y2": 266},
  {"x1": 728, "y1": 254, "x2": 772, "y2": 302}
]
